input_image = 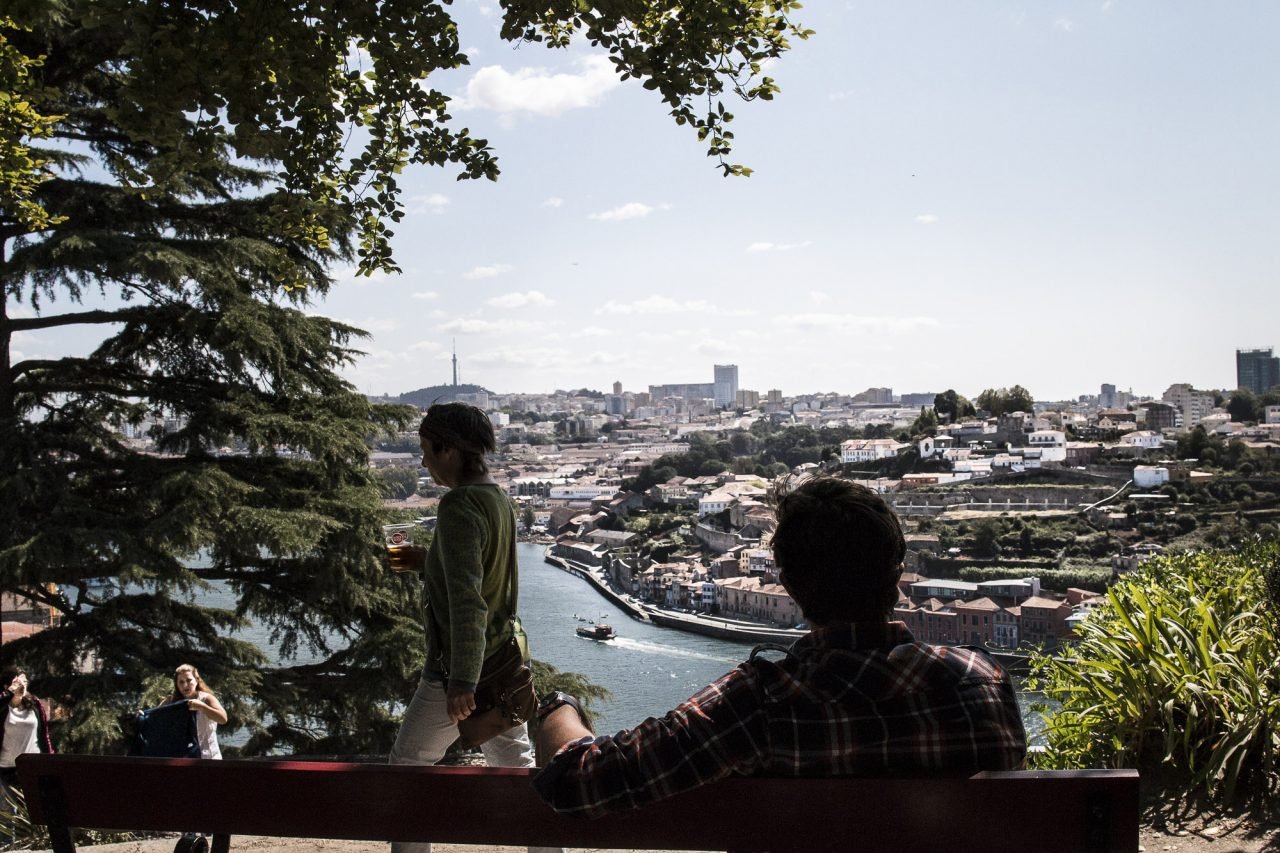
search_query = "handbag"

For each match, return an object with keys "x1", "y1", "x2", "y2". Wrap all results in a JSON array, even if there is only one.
[{"x1": 456, "y1": 634, "x2": 537, "y2": 748}]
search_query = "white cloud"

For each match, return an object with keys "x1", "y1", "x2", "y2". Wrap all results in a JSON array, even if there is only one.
[
  {"x1": 1053, "y1": 17, "x2": 1075, "y2": 32},
  {"x1": 589, "y1": 202, "x2": 659, "y2": 222},
  {"x1": 409, "y1": 340, "x2": 444, "y2": 352},
  {"x1": 486, "y1": 290, "x2": 555, "y2": 309},
  {"x1": 463, "y1": 263, "x2": 513, "y2": 280},
  {"x1": 542, "y1": 197, "x2": 564, "y2": 208},
  {"x1": 436, "y1": 317, "x2": 540, "y2": 335},
  {"x1": 577, "y1": 326, "x2": 613, "y2": 337},
  {"x1": 456, "y1": 55, "x2": 620, "y2": 117},
  {"x1": 828, "y1": 90, "x2": 854, "y2": 102},
  {"x1": 341, "y1": 316, "x2": 400, "y2": 333},
  {"x1": 408, "y1": 193, "x2": 450, "y2": 215},
  {"x1": 914, "y1": 213, "x2": 939, "y2": 225},
  {"x1": 598, "y1": 295, "x2": 710, "y2": 315},
  {"x1": 411, "y1": 291, "x2": 439, "y2": 301},
  {"x1": 694, "y1": 339, "x2": 735, "y2": 356},
  {"x1": 746, "y1": 240, "x2": 813, "y2": 253},
  {"x1": 778, "y1": 314, "x2": 941, "y2": 333},
  {"x1": 810, "y1": 291, "x2": 831, "y2": 305}
]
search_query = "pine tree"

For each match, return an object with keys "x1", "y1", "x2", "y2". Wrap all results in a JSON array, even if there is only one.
[
  {"x1": 1, "y1": 9, "x2": 420, "y2": 754},
  {"x1": 1, "y1": 0, "x2": 808, "y2": 754}
]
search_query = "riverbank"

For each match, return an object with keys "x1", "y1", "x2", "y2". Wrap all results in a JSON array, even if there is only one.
[
  {"x1": 543, "y1": 552, "x2": 807, "y2": 643},
  {"x1": 542, "y1": 549, "x2": 1034, "y2": 665}
]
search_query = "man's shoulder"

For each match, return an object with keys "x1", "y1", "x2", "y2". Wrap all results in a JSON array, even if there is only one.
[{"x1": 914, "y1": 642, "x2": 1013, "y2": 682}]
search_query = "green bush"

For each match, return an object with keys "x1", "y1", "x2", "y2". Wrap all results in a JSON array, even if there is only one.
[
  {"x1": 956, "y1": 563, "x2": 1110, "y2": 593},
  {"x1": 1029, "y1": 540, "x2": 1280, "y2": 803}
]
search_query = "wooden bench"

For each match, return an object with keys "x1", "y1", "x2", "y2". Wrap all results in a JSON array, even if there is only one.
[{"x1": 17, "y1": 754, "x2": 1139, "y2": 853}]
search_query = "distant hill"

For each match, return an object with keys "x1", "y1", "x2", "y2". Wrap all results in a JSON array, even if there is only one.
[{"x1": 377, "y1": 384, "x2": 492, "y2": 409}]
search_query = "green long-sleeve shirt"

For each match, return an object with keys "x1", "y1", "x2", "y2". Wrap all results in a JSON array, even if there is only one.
[{"x1": 423, "y1": 483, "x2": 527, "y2": 688}]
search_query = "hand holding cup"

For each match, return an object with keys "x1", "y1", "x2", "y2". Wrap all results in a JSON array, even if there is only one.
[{"x1": 383, "y1": 523, "x2": 425, "y2": 573}]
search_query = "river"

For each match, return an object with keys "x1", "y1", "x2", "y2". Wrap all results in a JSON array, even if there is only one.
[
  {"x1": 198, "y1": 542, "x2": 1047, "y2": 744},
  {"x1": 514, "y1": 544, "x2": 1047, "y2": 742}
]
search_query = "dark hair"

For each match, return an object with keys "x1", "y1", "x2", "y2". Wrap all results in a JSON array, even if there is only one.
[
  {"x1": 770, "y1": 477, "x2": 905, "y2": 624},
  {"x1": 418, "y1": 402, "x2": 495, "y2": 479},
  {"x1": 2, "y1": 667, "x2": 39, "y2": 711}
]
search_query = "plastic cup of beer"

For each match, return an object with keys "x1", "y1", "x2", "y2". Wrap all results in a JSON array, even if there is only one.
[{"x1": 383, "y1": 523, "x2": 422, "y2": 572}]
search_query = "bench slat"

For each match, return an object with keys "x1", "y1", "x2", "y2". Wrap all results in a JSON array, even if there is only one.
[{"x1": 17, "y1": 755, "x2": 1138, "y2": 853}]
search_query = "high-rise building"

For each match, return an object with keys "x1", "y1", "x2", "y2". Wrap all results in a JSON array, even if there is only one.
[
  {"x1": 1100, "y1": 383, "x2": 1117, "y2": 409},
  {"x1": 1163, "y1": 383, "x2": 1216, "y2": 427},
  {"x1": 612, "y1": 380, "x2": 623, "y2": 395},
  {"x1": 713, "y1": 364, "x2": 739, "y2": 408},
  {"x1": 1236, "y1": 348, "x2": 1280, "y2": 394}
]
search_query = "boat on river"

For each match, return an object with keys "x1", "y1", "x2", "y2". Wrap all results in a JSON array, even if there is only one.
[{"x1": 575, "y1": 623, "x2": 615, "y2": 641}]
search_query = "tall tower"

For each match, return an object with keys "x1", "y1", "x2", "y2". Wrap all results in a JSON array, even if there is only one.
[
  {"x1": 713, "y1": 364, "x2": 739, "y2": 408},
  {"x1": 451, "y1": 339, "x2": 458, "y2": 387},
  {"x1": 1237, "y1": 347, "x2": 1280, "y2": 394},
  {"x1": 613, "y1": 380, "x2": 623, "y2": 395}
]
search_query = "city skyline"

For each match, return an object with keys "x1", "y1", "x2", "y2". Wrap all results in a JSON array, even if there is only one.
[
  {"x1": 13, "y1": 4, "x2": 1279, "y2": 402},
  {"x1": 386, "y1": 355, "x2": 1263, "y2": 407}
]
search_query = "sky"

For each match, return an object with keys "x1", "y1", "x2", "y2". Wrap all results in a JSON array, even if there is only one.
[{"x1": 19, "y1": 2, "x2": 1280, "y2": 403}]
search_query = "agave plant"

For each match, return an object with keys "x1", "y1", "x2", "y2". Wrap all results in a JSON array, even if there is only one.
[
  {"x1": 1, "y1": 785, "x2": 48, "y2": 851},
  {"x1": 1029, "y1": 540, "x2": 1280, "y2": 803}
]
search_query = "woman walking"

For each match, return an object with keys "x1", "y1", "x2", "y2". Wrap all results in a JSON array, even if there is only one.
[{"x1": 389, "y1": 403, "x2": 553, "y2": 853}]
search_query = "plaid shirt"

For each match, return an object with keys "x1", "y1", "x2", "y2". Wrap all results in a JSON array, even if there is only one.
[{"x1": 533, "y1": 621, "x2": 1027, "y2": 817}]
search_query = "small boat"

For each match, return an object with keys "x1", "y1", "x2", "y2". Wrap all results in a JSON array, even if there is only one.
[{"x1": 575, "y1": 623, "x2": 615, "y2": 641}]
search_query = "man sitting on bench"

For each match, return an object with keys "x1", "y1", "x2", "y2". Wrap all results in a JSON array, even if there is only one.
[{"x1": 533, "y1": 476, "x2": 1028, "y2": 817}]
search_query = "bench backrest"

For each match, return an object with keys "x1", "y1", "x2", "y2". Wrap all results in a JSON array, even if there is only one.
[{"x1": 18, "y1": 754, "x2": 1139, "y2": 853}]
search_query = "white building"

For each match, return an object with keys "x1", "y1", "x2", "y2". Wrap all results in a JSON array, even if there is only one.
[
  {"x1": 1026, "y1": 430, "x2": 1067, "y2": 462},
  {"x1": 1133, "y1": 466, "x2": 1170, "y2": 488},
  {"x1": 1122, "y1": 430, "x2": 1163, "y2": 449},
  {"x1": 698, "y1": 488, "x2": 736, "y2": 517},
  {"x1": 1163, "y1": 383, "x2": 1217, "y2": 427},
  {"x1": 840, "y1": 438, "x2": 905, "y2": 463}
]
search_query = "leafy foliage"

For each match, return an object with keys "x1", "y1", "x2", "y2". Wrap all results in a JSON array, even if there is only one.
[
  {"x1": 2, "y1": 0, "x2": 808, "y2": 758},
  {"x1": 1029, "y1": 542, "x2": 1280, "y2": 803},
  {"x1": 531, "y1": 658, "x2": 613, "y2": 725},
  {"x1": 1, "y1": 6, "x2": 427, "y2": 755},
  {"x1": 932, "y1": 389, "x2": 975, "y2": 423},
  {"x1": 975, "y1": 385, "x2": 1035, "y2": 418},
  {"x1": 4, "y1": 1, "x2": 810, "y2": 275}
]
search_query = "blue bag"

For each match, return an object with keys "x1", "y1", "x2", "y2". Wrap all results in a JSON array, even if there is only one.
[{"x1": 130, "y1": 699, "x2": 200, "y2": 758}]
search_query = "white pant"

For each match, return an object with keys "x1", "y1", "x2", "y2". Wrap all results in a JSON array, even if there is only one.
[{"x1": 389, "y1": 675, "x2": 559, "y2": 853}]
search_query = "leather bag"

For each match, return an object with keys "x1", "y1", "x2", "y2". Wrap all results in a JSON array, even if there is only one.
[{"x1": 456, "y1": 635, "x2": 536, "y2": 748}]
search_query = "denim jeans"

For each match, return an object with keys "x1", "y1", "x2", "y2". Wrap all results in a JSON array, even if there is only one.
[{"x1": 389, "y1": 674, "x2": 560, "y2": 853}]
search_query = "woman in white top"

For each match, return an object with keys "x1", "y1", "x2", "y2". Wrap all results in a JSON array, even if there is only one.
[
  {"x1": 167, "y1": 664, "x2": 227, "y2": 760},
  {"x1": 1, "y1": 668, "x2": 53, "y2": 791}
]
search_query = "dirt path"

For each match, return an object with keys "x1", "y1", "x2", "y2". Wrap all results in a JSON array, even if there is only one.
[{"x1": 35, "y1": 821, "x2": 1280, "y2": 853}]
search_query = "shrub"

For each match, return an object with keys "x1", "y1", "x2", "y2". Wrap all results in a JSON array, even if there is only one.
[{"x1": 1029, "y1": 540, "x2": 1280, "y2": 803}]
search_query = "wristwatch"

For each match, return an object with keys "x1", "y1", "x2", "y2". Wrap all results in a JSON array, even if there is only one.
[{"x1": 536, "y1": 691, "x2": 590, "y2": 727}]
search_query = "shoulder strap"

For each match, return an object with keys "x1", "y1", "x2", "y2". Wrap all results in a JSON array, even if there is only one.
[{"x1": 748, "y1": 642, "x2": 797, "y2": 662}]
